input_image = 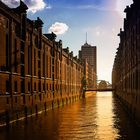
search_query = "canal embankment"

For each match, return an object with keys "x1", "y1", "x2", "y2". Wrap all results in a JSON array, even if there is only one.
[{"x1": 0, "y1": 94, "x2": 81, "y2": 127}]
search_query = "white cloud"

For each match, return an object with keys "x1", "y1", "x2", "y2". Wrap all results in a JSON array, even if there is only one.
[
  {"x1": 116, "y1": 0, "x2": 133, "y2": 17},
  {"x1": 96, "y1": 31, "x2": 100, "y2": 36},
  {"x1": 66, "y1": 4, "x2": 114, "y2": 12},
  {"x1": 1, "y1": 0, "x2": 49, "y2": 13},
  {"x1": 48, "y1": 22, "x2": 69, "y2": 35},
  {"x1": 24, "y1": 0, "x2": 46, "y2": 13},
  {"x1": 1, "y1": 0, "x2": 19, "y2": 8},
  {"x1": 85, "y1": 26, "x2": 104, "y2": 37},
  {"x1": 65, "y1": 0, "x2": 133, "y2": 14}
]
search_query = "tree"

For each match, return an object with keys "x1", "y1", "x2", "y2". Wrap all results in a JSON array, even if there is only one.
[{"x1": 81, "y1": 76, "x2": 87, "y2": 90}]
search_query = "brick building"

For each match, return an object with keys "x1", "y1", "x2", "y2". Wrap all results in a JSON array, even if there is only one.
[
  {"x1": 112, "y1": 0, "x2": 140, "y2": 125},
  {"x1": 0, "y1": 1, "x2": 83, "y2": 124}
]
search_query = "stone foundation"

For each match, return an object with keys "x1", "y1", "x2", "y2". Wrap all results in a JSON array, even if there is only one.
[{"x1": 0, "y1": 94, "x2": 81, "y2": 126}]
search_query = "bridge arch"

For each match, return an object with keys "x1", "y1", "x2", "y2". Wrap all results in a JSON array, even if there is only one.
[{"x1": 97, "y1": 80, "x2": 112, "y2": 89}]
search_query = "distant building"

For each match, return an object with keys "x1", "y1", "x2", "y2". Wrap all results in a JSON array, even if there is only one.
[{"x1": 79, "y1": 41, "x2": 97, "y2": 89}]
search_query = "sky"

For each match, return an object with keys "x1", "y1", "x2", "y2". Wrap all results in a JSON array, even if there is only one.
[{"x1": 2, "y1": 0, "x2": 133, "y2": 83}]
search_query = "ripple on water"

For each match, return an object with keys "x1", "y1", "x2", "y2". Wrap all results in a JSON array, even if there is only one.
[{"x1": 0, "y1": 92, "x2": 140, "y2": 140}]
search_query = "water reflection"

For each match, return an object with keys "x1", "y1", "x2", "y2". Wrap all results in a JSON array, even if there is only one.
[
  {"x1": 96, "y1": 92, "x2": 119, "y2": 140},
  {"x1": 57, "y1": 95, "x2": 98, "y2": 140},
  {"x1": 0, "y1": 92, "x2": 140, "y2": 140}
]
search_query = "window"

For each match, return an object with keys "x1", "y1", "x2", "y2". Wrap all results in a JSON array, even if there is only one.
[
  {"x1": 38, "y1": 82, "x2": 41, "y2": 92},
  {"x1": 6, "y1": 33, "x2": 9, "y2": 70},
  {"x1": 21, "y1": 80, "x2": 25, "y2": 93},
  {"x1": 50, "y1": 84, "x2": 51, "y2": 90},
  {"x1": 43, "y1": 53, "x2": 45, "y2": 76},
  {"x1": 6, "y1": 97, "x2": 9, "y2": 104},
  {"x1": 23, "y1": 96, "x2": 25, "y2": 104},
  {"x1": 46, "y1": 55, "x2": 48, "y2": 77},
  {"x1": 52, "y1": 74, "x2": 54, "y2": 80},
  {"x1": 28, "y1": 82, "x2": 30, "y2": 92},
  {"x1": 35, "y1": 36, "x2": 38, "y2": 47},
  {"x1": 6, "y1": 19, "x2": 9, "y2": 29},
  {"x1": 14, "y1": 38, "x2": 17, "y2": 72},
  {"x1": 14, "y1": 81, "x2": 17, "y2": 92},
  {"x1": 21, "y1": 65, "x2": 24, "y2": 77},
  {"x1": 6, "y1": 80, "x2": 10, "y2": 94},
  {"x1": 21, "y1": 41, "x2": 24, "y2": 52},
  {"x1": 38, "y1": 70, "x2": 41, "y2": 78},
  {"x1": 52, "y1": 66, "x2": 54, "y2": 73},
  {"x1": 28, "y1": 47, "x2": 31, "y2": 75},
  {"x1": 15, "y1": 96, "x2": 17, "y2": 103},
  {"x1": 38, "y1": 61, "x2": 41, "y2": 68},
  {"x1": 52, "y1": 58, "x2": 54, "y2": 64},
  {"x1": 34, "y1": 49, "x2": 36, "y2": 75},
  {"x1": 15, "y1": 23, "x2": 20, "y2": 37},
  {"x1": 34, "y1": 83, "x2": 36, "y2": 91},
  {"x1": 43, "y1": 83, "x2": 45, "y2": 91},
  {"x1": 38, "y1": 51, "x2": 41, "y2": 59},
  {"x1": 21, "y1": 53, "x2": 24, "y2": 64},
  {"x1": 28, "y1": 33, "x2": 30, "y2": 41}
]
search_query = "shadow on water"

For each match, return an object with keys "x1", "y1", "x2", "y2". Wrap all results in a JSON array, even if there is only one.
[
  {"x1": 112, "y1": 95, "x2": 140, "y2": 140},
  {"x1": 0, "y1": 92, "x2": 140, "y2": 140}
]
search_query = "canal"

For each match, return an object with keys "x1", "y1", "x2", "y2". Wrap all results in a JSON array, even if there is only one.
[{"x1": 0, "y1": 92, "x2": 140, "y2": 140}]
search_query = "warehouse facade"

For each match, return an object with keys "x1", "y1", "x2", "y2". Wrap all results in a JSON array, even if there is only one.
[
  {"x1": 112, "y1": 0, "x2": 140, "y2": 126},
  {"x1": 0, "y1": 1, "x2": 83, "y2": 124}
]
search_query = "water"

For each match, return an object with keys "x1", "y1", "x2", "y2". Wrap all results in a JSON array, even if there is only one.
[{"x1": 0, "y1": 92, "x2": 140, "y2": 140}]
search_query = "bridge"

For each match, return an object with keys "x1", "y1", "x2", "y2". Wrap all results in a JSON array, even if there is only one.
[
  {"x1": 85, "y1": 88, "x2": 114, "y2": 92},
  {"x1": 82, "y1": 87, "x2": 114, "y2": 98},
  {"x1": 83, "y1": 80, "x2": 114, "y2": 94}
]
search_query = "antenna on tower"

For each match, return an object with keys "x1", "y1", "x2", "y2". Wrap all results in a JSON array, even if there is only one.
[{"x1": 86, "y1": 32, "x2": 87, "y2": 43}]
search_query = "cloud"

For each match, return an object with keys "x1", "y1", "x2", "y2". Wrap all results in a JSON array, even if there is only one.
[
  {"x1": 116, "y1": 0, "x2": 133, "y2": 17},
  {"x1": 24, "y1": 0, "x2": 46, "y2": 13},
  {"x1": 65, "y1": 4, "x2": 114, "y2": 12},
  {"x1": 1, "y1": 0, "x2": 50, "y2": 13},
  {"x1": 1, "y1": 0, "x2": 19, "y2": 7},
  {"x1": 59, "y1": 0, "x2": 132, "y2": 14},
  {"x1": 83, "y1": 25, "x2": 119, "y2": 46},
  {"x1": 48, "y1": 22, "x2": 69, "y2": 35},
  {"x1": 84, "y1": 26, "x2": 105, "y2": 37}
]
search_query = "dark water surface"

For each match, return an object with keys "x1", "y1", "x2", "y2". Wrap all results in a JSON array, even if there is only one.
[{"x1": 0, "y1": 92, "x2": 140, "y2": 140}]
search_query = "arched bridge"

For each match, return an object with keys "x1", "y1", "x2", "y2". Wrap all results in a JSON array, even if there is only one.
[
  {"x1": 85, "y1": 80, "x2": 114, "y2": 92},
  {"x1": 85, "y1": 88, "x2": 114, "y2": 92}
]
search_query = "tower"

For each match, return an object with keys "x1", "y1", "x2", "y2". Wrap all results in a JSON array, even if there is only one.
[{"x1": 79, "y1": 37, "x2": 97, "y2": 89}]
